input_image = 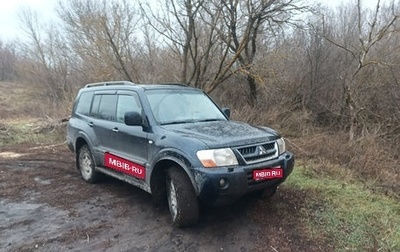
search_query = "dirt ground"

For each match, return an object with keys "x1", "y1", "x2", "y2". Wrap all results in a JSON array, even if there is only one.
[{"x1": 0, "y1": 142, "x2": 323, "y2": 252}]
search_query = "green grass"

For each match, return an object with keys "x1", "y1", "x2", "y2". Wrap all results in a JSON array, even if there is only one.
[
  {"x1": 0, "y1": 120, "x2": 65, "y2": 148},
  {"x1": 287, "y1": 164, "x2": 400, "y2": 251}
]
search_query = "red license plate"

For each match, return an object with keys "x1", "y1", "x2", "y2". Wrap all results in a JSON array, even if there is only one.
[
  {"x1": 104, "y1": 152, "x2": 145, "y2": 180},
  {"x1": 253, "y1": 168, "x2": 283, "y2": 181}
]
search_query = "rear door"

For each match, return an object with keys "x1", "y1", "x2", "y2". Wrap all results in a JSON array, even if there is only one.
[{"x1": 89, "y1": 92, "x2": 118, "y2": 165}]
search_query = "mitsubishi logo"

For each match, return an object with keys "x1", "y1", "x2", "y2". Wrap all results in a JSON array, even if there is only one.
[{"x1": 258, "y1": 146, "x2": 267, "y2": 155}]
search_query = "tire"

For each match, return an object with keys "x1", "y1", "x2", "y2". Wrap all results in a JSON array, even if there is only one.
[
  {"x1": 77, "y1": 145, "x2": 99, "y2": 183},
  {"x1": 166, "y1": 166, "x2": 199, "y2": 227}
]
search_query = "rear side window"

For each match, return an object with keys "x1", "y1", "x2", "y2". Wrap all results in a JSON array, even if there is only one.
[
  {"x1": 75, "y1": 91, "x2": 93, "y2": 116},
  {"x1": 90, "y1": 95, "x2": 101, "y2": 118}
]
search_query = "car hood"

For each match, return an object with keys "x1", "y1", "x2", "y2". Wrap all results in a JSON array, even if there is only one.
[{"x1": 161, "y1": 120, "x2": 279, "y2": 148}]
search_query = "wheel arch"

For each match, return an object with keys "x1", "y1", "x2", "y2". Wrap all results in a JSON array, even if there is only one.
[
  {"x1": 150, "y1": 154, "x2": 198, "y2": 204},
  {"x1": 74, "y1": 137, "x2": 89, "y2": 170}
]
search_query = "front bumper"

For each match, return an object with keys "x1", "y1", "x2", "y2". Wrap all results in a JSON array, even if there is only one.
[{"x1": 194, "y1": 151, "x2": 294, "y2": 206}]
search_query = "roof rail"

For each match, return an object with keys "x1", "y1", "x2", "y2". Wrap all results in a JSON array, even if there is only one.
[
  {"x1": 85, "y1": 81, "x2": 135, "y2": 88},
  {"x1": 158, "y1": 82, "x2": 187, "y2": 87}
]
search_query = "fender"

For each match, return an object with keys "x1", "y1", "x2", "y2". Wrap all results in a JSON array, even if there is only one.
[
  {"x1": 74, "y1": 131, "x2": 98, "y2": 163},
  {"x1": 150, "y1": 148, "x2": 200, "y2": 195},
  {"x1": 76, "y1": 130, "x2": 94, "y2": 148}
]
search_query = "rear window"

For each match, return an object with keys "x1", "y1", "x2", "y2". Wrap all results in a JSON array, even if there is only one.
[{"x1": 75, "y1": 91, "x2": 93, "y2": 116}]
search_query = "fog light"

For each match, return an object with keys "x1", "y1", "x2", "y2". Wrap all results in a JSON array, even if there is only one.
[{"x1": 219, "y1": 178, "x2": 229, "y2": 189}]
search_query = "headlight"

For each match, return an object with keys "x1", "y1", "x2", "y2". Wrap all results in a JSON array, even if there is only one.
[
  {"x1": 197, "y1": 148, "x2": 238, "y2": 168},
  {"x1": 276, "y1": 138, "x2": 286, "y2": 155}
]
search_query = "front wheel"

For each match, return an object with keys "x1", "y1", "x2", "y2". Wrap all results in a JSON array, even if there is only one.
[
  {"x1": 166, "y1": 166, "x2": 199, "y2": 227},
  {"x1": 77, "y1": 145, "x2": 100, "y2": 183}
]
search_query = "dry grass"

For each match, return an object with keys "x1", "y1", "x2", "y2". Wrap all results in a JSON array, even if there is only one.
[
  {"x1": 289, "y1": 133, "x2": 399, "y2": 197},
  {"x1": 0, "y1": 119, "x2": 66, "y2": 148},
  {"x1": 230, "y1": 104, "x2": 399, "y2": 197},
  {"x1": 0, "y1": 81, "x2": 69, "y2": 149},
  {"x1": 0, "y1": 81, "x2": 72, "y2": 120}
]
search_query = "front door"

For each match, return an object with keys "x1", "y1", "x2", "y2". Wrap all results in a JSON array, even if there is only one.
[{"x1": 105, "y1": 92, "x2": 148, "y2": 180}]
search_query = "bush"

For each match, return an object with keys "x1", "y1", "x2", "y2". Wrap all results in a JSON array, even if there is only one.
[{"x1": 226, "y1": 101, "x2": 399, "y2": 197}]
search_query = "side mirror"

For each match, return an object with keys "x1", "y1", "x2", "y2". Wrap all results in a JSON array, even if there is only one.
[
  {"x1": 124, "y1": 111, "x2": 143, "y2": 126},
  {"x1": 222, "y1": 108, "x2": 231, "y2": 119}
]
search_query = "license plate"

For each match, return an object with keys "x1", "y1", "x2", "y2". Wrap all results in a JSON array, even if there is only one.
[{"x1": 253, "y1": 168, "x2": 283, "y2": 181}]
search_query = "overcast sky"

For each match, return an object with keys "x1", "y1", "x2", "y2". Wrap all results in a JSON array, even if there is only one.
[
  {"x1": 0, "y1": 0, "x2": 385, "y2": 43},
  {"x1": 0, "y1": 0, "x2": 57, "y2": 42}
]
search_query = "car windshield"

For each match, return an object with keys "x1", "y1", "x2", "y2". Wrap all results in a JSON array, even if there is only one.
[{"x1": 145, "y1": 89, "x2": 227, "y2": 125}]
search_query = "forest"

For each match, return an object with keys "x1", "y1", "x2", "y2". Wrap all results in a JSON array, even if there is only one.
[{"x1": 0, "y1": 0, "x2": 399, "y2": 201}]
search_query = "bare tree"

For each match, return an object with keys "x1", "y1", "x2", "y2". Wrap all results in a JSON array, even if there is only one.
[
  {"x1": 19, "y1": 8, "x2": 70, "y2": 102},
  {"x1": 0, "y1": 40, "x2": 18, "y2": 81},
  {"x1": 58, "y1": 0, "x2": 141, "y2": 82},
  {"x1": 141, "y1": 0, "x2": 305, "y2": 105},
  {"x1": 140, "y1": 0, "x2": 224, "y2": 88},
  {"x1": 323, "y1": 0, "x2": 399, "y2": 141},
  {"x1": 213, "y1": 0, "x2": 306, "y2": 105}
]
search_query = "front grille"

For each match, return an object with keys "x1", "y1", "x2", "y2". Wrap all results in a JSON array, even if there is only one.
[
  {"x1": 236, "y1": 141, "x2": 278, "y2": 164},
  {"x1": 237, "y1": 146, "x2": 256, "y2": 155},
  {"x1": 262, "y1": 142, "x2": 275, "y2": 150}
]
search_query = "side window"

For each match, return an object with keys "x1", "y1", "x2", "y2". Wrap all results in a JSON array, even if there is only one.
[
  {"x1": 98, "y1": 95, "x2": 118, "y2": 121},
  {"x1": 116, "y1": 94, "x2": 142, "y2": 123},
  {"x1": 75, "y1": 91, "x2": 93, "y2": 116},
  {"x1": 90, "y1": 95, "x2": 101, "y2": 118}
]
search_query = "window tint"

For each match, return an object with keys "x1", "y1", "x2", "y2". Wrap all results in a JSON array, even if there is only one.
[
  {"x1": 75, "y1": 91, "x2": 93, "y2": 116},
  {"x1": 90, "y1": 95, "x2": 101, "y2": 118},
  {"x1": 117, "y1": 94, "x2": 142, "y2": 123},
  {"x1": 98, "y1": 95, "x2": 117, "y2": 121}
]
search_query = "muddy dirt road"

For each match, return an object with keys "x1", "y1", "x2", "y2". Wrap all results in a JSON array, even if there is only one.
[{"x1": 0, "y1": 144, "x2": 317, "y2": 252}]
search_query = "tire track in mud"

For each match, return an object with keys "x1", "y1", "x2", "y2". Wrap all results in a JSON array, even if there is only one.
[
  {"x1": 1, "y1": 145, "x2": 320, "y2": 252},
  {"x1": 0, "y1": 147, "x2": 264, "y2": 252}
]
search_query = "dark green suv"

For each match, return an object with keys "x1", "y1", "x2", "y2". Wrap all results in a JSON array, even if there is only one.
[{"x1": 67, "y1": 81, "x2": 294, "y2": 227}]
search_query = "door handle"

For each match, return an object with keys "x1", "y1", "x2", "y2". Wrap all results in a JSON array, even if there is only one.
[
  {"x1": 112, "y1": 127, "x2": 119, "y2": 133},
  {"x1": 88, "y1": 122, "x2": 94, "y2": 127}
]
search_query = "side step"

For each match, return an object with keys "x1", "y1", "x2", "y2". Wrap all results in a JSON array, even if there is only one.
[{"x1": 95, "y1": 166, "x2": 151, "y2": 193}]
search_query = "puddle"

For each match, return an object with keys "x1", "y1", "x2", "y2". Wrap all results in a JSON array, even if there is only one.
[
  {"x1": 0, "y1": 200, "x2": 70, "y2": 250},
  {"x1": 34, "y1": 176, "x2": 52, "y2": 185},
  {"x1": 0, "y1": 152, "x2": 25, "y2": 159}
]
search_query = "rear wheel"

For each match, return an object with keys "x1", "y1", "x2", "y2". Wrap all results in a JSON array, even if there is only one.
[
  {"x1": 166, "y1": 166, "x2": 199, "y2": 227},
  {"x1": 78, "y1": 145, "x2": 99, "y2": 183}
]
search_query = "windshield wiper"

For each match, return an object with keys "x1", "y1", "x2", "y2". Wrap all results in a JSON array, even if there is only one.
[
  {"x1": 160, "y1": 120, "x2": 192, "y2": 125},
  {"x1": 160, "y1": 118, "x2": 225, "y2": 125},
  {"x1": 195, "y1": 118, "x2": 225, "y2": 123}
]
